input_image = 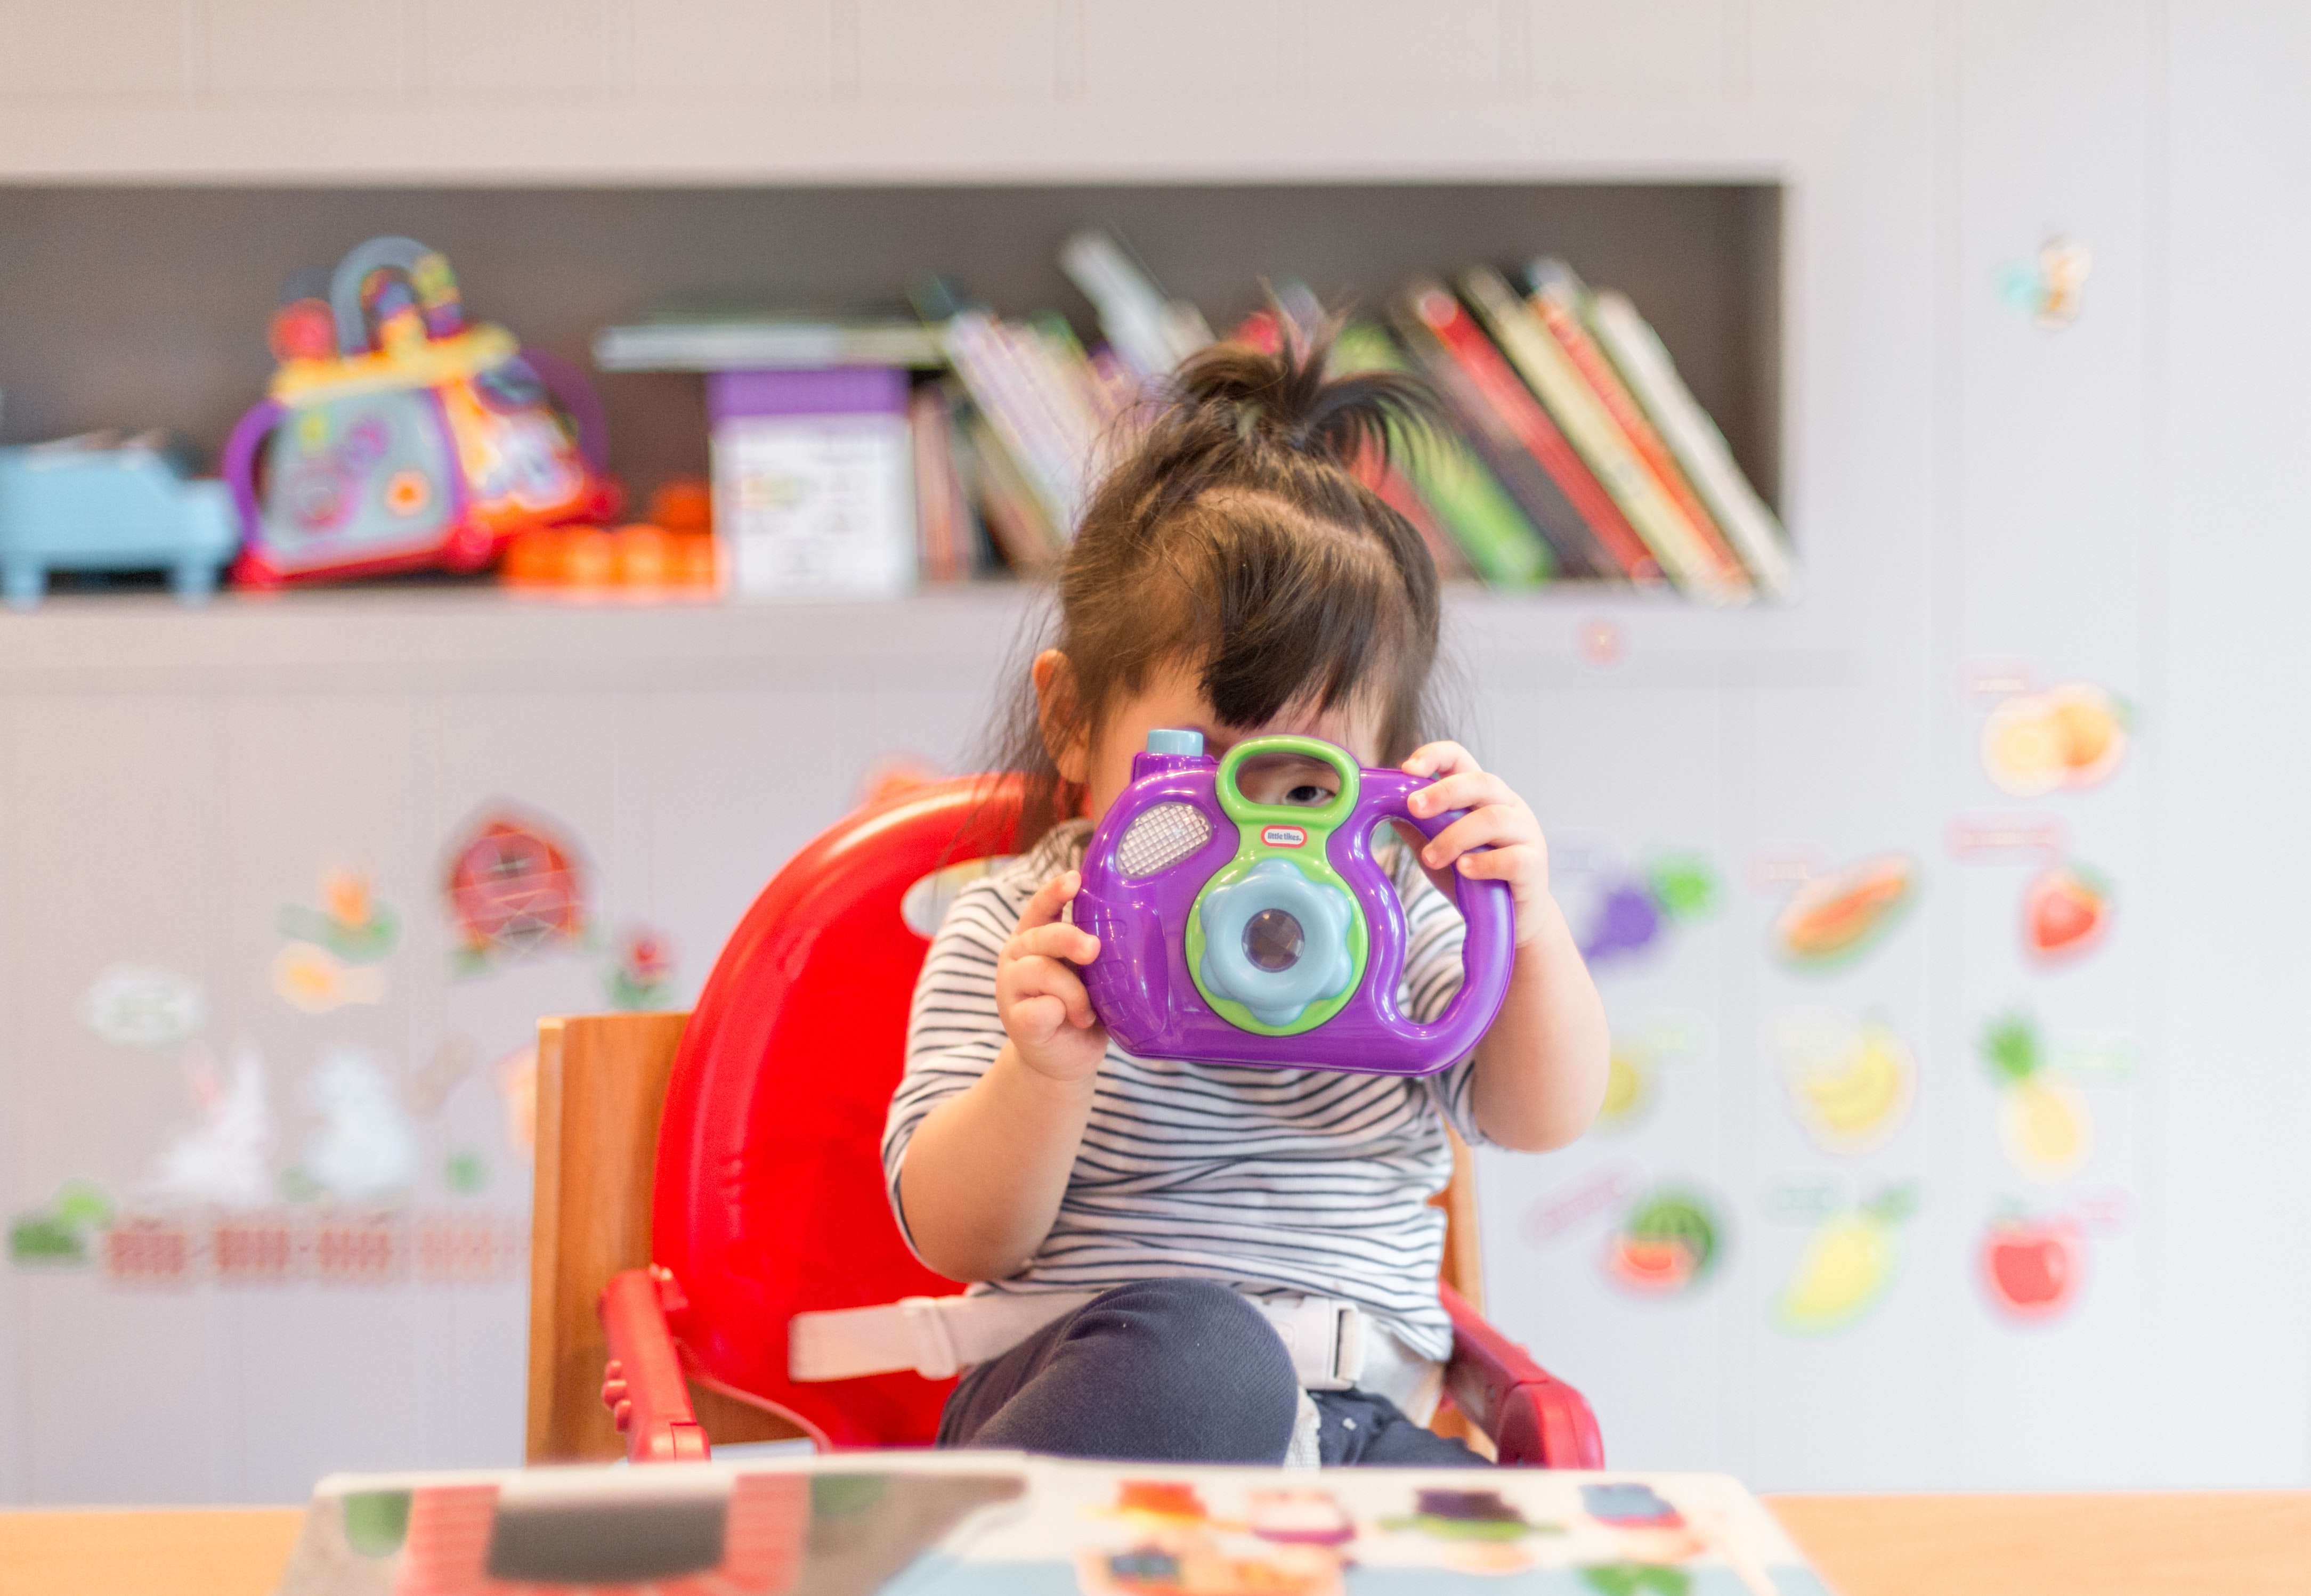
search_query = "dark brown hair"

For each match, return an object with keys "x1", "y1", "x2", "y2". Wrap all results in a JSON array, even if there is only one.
[{"x1": 991, "y1": 314, "x2": 1445, "y2": 843}]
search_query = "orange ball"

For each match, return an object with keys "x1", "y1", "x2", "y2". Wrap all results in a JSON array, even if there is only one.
[{"x1": 649, "y1": 478, "x2": 713, "y2": 536}]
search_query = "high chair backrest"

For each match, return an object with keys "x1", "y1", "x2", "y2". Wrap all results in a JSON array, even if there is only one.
[
  {"x1": 528, "y1": 773, "x2": 1495, "y2": 1460},
  {"x1": 651, "y1": 775, "x2": 1024, "y2": 1447}
]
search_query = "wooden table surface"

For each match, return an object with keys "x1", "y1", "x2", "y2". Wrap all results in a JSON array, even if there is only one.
[{"x1": 1, "y1": 1491, "x2": 2306, "y2": 1595}]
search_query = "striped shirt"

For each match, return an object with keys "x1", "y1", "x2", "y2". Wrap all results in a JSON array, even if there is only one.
[{"x1": 883, "y1": 817, "x2": 1484, "y2": 1362}]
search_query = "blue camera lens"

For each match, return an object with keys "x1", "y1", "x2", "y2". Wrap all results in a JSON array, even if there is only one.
[{"x1": 1244, "y1": 908, "x2": 1303, "y2": 972}]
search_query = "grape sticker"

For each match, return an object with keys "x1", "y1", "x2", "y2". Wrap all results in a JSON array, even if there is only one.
[
  {"x1": 1771, "y1": 1010, "x2": 1917, "y2": 1155},
  {"x1": 2024, "y1": 862, "x2": 2111, "y2": 963},
  {"x1": 1602, "y1": 1188, "x2": 1723, "y2": 1297},
  {"x1": 1980, "y1": 682, "x2": 2129, "y2": 796},
  {"x1": 1774, "y1": 1184, "x2": 1916, "y2": 1335},
  {"x1": 1569, "y1": 849, "x2": 1720, "y2": 971},
  {"x1": 1771, "y1": 853, "x2": 1917, "y2": 968},
  {"x1": 1980, "y1": 1206, "x2": 2086, "y2": 1322},
  {"x1": 1982, "y1": 1012, "x2": 2093, "y2": 1183}
]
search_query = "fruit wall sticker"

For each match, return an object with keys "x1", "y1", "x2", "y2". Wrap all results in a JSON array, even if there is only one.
[
  {"x1": 78, "y1": 963, "x2": 206, "y2": 1047},
  {"x1": 1578, "y1": 853, "x2": 1720, "y2": 970},
  {"x1": 1775, "y1": 1184, "x2": 1917, "y2": 1335},
  {"x1": 1980, "y1": 682, "x2": 2128, "y2": 796},
  {"x1": 1595, "y1": 1012, "x2": 1710, "y2": 1133},
  {"x1": 1772, "y1": 853, "x2": 1917, "y2": 967},
  {"x1": 7, "y1": 1180, "x2": 113, "y2": 1267},
  {"x1": 1996, "y1": 234, "x2": 2092, "y2": 329},
  {"x1": 1982, "y1": 1012, "x2": 2093, "y2": 1183},
  {"x1": 1980, "y1": 1205, "x2": 2086, "y2": 1322},
  {"x1": 606, "y1": 925, "x2": 675, "y2": 1010},
  {"x1": 1771, "y1": 1011, "x2": 1917, "y2": 1155},
  {"x1": 1603, "y1": 1188, "x2": 1723, "y2": 1297},
  {"x1": 2024, "y1": 862, "x2": 2111, "y2": 962},
  {"x1": 277, "y1": 866, "x2": 399, "y2": 962},
  {"x1": 442, "y1": 807, "x2": 592, "y2": 975}
]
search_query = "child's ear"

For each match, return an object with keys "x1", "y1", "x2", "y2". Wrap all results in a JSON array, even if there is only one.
[{"x1": 1032, "y1": 649, "x2": 1091, "y2": 785}]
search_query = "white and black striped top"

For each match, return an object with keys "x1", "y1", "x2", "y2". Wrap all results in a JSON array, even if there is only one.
[{"x1": 883, "y1": 818, "x2": 1485, "y2": 1362}]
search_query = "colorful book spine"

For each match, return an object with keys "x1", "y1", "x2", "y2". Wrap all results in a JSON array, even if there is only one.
[
  {"x1": 1586, "y1": 288, "x2": 1798, "y2": 601},
  {"x1": 1461, "y1": 266, "x2": 1747, "y2": 604},
  {"x1": 955, "y1": 407, "x2": 1063, "y2": 573},
  {"x1": 1331, "y1": 323, "x2": 1550, "y2": 588},
  {"x1": 909, "y1": 385, "x2": 971, "y2": 583},
  {"x1": 1392, "y1": 279, "x2": 1657, "y2": 584},
  {"x1": 1524, "y1": 259, "x2": 1754, "y2": 596}
]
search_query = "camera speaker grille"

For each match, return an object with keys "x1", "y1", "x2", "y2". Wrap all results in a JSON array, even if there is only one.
[{"x1": 1114, "y1": 802, "x2": 1213, "y2": 877}]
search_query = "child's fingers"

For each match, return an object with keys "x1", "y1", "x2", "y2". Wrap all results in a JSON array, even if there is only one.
[
  {"x1": 1015, "y1": 869, "x2": 1082, "y2": 932},
  {"x1": 1407, "y1": 769, "x2": 1514, "y2": 820},
  {"x1": 1401, "y1": 740, "x2": 1479, "y2": 779},
  {"x1": 1419, "y1": 807, "x2": 1537, "y2": 870},
  {"x1": 1006, "y1": 921, "x2": 1100, "y2": 968},
  {"x1": 1007, "y1": 992, "x2": 1072, "y2": 1044},
  {"x1": 1002, "y1": 954, "x2": 1099, "y2": 1031},
  {"x1": 1453, "y1": 842, "x2": 1541, "y2": 882}
]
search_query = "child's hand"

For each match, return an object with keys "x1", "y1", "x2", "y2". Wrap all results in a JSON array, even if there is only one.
[
  {"x1": 1400, "y1": 742, "x2": 1558, "y2": 949},
  {"x1": 998, "y1": 869, "x2": 1108, "y2": 1084}
]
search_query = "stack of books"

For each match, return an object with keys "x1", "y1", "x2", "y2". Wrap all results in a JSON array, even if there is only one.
[{"x1": 593, "y1": 241, "x2": 1793, "y2": 602}]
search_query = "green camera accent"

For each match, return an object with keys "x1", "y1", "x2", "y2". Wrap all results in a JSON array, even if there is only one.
[{"x1": 1187, "y1": 735, "x2": 1369, "y2": 1036}]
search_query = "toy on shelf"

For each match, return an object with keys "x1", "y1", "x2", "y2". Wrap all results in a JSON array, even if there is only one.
[
  {"x1": 501, "y1": 479, "x2": 717, "y2": 592},
  {"x1": 1074, "y1": 731, "x2": 1513, "y2": 1076},
  {"x1": 0, "y1": 431, "x2": 239, "y2": 606},
  {"x1": 223, "y1": 235, "x2": 615, "y2": 588}
]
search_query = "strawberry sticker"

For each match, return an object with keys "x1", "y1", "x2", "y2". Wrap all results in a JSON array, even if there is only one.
[{"x1": 2024, "y1": 863, "x2": 2110, "y2": 962}]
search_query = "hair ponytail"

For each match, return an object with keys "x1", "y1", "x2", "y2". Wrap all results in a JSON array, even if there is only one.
[{"x1": 988, "y1": 308, "x2": 1447, "y2": 844}]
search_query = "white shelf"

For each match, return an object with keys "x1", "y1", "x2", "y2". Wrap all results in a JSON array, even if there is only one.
[{"x1": 0, "y1": 582, "x2": 1845, "y2": 695}]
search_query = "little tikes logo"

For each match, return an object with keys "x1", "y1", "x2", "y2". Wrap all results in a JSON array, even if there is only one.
[{"x1": 1261, "y1": 825, "x2": 1308, "y2": 848}]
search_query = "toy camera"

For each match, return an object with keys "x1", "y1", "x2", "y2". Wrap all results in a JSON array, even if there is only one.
[
  {"x1": 222, "y1": 235, "x2": 614, "y2": 587},
  {"x1": 1074, "y1": 730, "x2": 1514, "y2": 1076}
]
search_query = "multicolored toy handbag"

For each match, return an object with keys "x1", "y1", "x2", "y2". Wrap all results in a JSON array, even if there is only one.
[{"x1": 223, "y1": 235, "x2": 613, "y2": 586}]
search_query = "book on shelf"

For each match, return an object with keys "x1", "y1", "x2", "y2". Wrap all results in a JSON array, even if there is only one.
[
  {"x1": 1389, "y1": 278, "x2": 1648, "y2": 584},
  {"x1": 1575, "y1": 276, "x2": 1798, "y2": 601},
  {"x1": 1329, "y1": 322, "x2": 1551, "y2": 589},
  {"x1": 910, "y1": 384, "x2": 982, "y2": 584},
  {"x1": 709, "y1": 368, "x2": 918, "y2": 599},
  {"x1": 1061, "y1": 229, "x2": 1213, "y2": 384},
  {"x1": 1523, "y1": 259, "x2": 1760, "y2": 598},
  {"x1": 1461, "y1": 265, "x2": 1749, "y2": 604},
  {"x1": 595, "y1": 317, "x2": 947, "y2": 372}
]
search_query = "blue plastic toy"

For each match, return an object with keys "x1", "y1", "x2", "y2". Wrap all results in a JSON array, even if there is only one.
[{"x1": 0, "y1": 434, "x2": 239, "y2": 607}]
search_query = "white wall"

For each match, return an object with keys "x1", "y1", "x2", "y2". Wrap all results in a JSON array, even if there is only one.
[{"x1": 1, "y1": 0, "x2": 2306, "y2": 1498}]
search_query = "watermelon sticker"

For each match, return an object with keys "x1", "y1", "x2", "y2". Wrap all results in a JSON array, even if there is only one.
[
  {"x1": 1771, "y1": 853, "x2": 1917, "y2": 967},
  {"x1": 1602, "y1": 1188, "x2": 1722, "y2": 1297}
]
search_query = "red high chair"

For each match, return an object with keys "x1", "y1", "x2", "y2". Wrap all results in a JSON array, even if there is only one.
[{"x1": 525, "y1": 776, "x2": 1601, "y2": 1469}]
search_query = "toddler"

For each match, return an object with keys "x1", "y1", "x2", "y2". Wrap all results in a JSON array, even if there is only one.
[{"x1": 883, "y1": 324, "x2": 1609, "y2": 1467}]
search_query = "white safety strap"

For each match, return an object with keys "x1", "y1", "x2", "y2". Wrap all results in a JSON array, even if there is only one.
[{"x1": 789, "y1": 1288, "x2": 1437, "y2": 1410}]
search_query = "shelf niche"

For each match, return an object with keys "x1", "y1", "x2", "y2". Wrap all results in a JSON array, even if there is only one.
[{"x1": 0, "y1": 181, "x2": 1781, "y2": 522}]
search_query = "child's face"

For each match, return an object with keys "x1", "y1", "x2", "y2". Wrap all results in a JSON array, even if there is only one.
[{"x1": 1061, "y1": 653, "x2": 1385, "y2": 825}]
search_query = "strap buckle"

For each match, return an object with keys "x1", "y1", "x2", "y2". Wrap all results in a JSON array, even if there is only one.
[{"x1": 1260, "y1": 1297, "x2": 1366, "y2": 1391}]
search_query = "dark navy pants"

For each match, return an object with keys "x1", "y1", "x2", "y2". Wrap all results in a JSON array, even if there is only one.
[{"x1": 936, "y1": 1278, "x2": 1487, "y2": 1468}]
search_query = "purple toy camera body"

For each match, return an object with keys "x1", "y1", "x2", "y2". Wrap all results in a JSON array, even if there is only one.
[{"x1": 1074, "y1": 731, "x2": 1514, "y2": 1076}]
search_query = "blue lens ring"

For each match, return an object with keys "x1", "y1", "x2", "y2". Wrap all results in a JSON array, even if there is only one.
[{"x1": 1196, "y1": 859, "x2": 1357, "y2": 1028}]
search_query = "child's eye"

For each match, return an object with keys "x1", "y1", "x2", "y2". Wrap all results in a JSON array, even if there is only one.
[{"x1": 1285, "y1": 784, "x2": 1334, "y2": 806}]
